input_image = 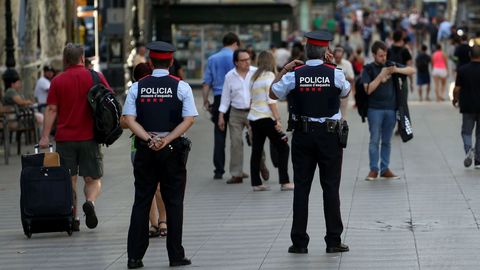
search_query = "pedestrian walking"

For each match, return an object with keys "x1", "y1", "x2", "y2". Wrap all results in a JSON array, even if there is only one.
[
  {"x1": 431, "y1": 44, "x2": 449, "y2": 101},
  {"x1": 387, "y1": 30, "x2": 413, "y2": 94},
  {"x1": 270, "y1": 30, "x2": 351, "y2": 254},
  {"x1": 202, "y1": 32, "x2": 239, "y2": 180},
  {"x1": 362, "y1": 41, "x2": 416, "y2": 181},
  {"x1": 453, "y1": 34, "x2": 471, "y2": 70},
  {"x1": 333, "y1": 46, "x2": 355, "y2": 117},
  {"x1": 39, "y1": 44, "x2": 110, "y2": 231},
  {"x1": 247, "y1": 51, "x2": 293, "y2": 191},
  {"x1": 123, "y1": 41, "x2": 198, "y2": 269},
  {"x1": 415, "y1": 44, "x2": 432, "y2": 101},
  {"x1": 452, "y1": 45, "x2": 480, "y2": 169},
  {"x1": 218, "y1": 49, "x2": 257, "y2": 184}
]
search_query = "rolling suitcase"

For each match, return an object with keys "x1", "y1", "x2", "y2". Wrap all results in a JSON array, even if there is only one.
[{"x1": 20, "y1": 144, "x2": 74, "y2": 238}]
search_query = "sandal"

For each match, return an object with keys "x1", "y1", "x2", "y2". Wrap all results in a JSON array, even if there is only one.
[
  {"x1": 149, "y1": 225, "x2": 161, "y2": 238},
  {"x1": 158, "y1": 221, "x2": 167, "y2": 237}
]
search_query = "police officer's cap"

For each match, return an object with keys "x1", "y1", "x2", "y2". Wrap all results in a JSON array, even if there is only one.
[
  {"x1": 304, "y1": 31, "x2": 333, "y2": 47},
  {"x1": 146, "y1": 41, "x2": 176, "y2": 60}
]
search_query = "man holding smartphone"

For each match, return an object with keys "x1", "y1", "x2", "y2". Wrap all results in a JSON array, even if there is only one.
[{"x1": 362, "y1": 41, "x2": 415, "y2": 181}]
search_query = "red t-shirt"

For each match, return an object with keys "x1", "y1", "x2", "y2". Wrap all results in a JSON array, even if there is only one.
[{"x1": 47, "y1": 64, "x2": 111, "y2": 141}]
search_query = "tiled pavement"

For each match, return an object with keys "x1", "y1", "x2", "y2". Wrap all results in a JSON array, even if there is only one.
[{"x1": 1, "y1": 94, "x2": 479, "y2": 270}]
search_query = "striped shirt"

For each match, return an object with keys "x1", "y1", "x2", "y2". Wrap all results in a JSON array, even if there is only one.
[{"x1": 247, "y1": 71, "x2": 277, "y2": 121}]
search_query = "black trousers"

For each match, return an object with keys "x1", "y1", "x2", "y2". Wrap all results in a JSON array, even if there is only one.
[
  {"x1": 290, "y1": 124, "x2": 344, "y2": 248},
  {"x1": 127, "y1": 139, "x2": 189, "y2": 262},
  {"x1": 250, "y1": 118, "x2": 290, "y2": 186},
  {"x1": 211, "y1": 95, "x2": 229, "y2": 176}
]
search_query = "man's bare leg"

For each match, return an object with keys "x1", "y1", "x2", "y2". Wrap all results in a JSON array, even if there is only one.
[{"x1": 82, "y1": 177, "x2": 101, "y2": 229}]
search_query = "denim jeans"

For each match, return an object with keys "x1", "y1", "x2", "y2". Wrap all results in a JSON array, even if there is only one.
[
  {"x1": 461, "y1": 113, "x2": 480, "y2": 160},
  {"x1": 367, "y1": 108, "x2": 396, "y2": 174}
]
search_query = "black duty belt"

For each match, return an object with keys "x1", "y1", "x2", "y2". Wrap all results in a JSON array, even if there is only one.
[{"x1": 291, "y1": 118, "x2": 340, "y2": 133}]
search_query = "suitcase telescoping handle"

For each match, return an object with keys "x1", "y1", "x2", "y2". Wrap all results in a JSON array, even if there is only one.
[{"x1": 34, "y1": 144, "x2": 54, "y2": 154}]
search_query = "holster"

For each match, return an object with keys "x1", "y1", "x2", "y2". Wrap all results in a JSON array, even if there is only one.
[
  {"x1": 337, "y1": 119, "x2": 349, "y2": 148},
  {"x1": 287, "y1": 112, "x2": 294, "y2": 132}
]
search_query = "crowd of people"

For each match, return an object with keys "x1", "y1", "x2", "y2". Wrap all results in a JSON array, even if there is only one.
[{"x1": 1, "y1": 2, "x2": 479, "y2": 269}]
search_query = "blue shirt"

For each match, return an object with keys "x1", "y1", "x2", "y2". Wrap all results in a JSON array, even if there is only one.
[
  {"x1": 271, "y1": 59, "x2": 351, "y2": 122},
  {"x1": 203, "y1": 47, "x2": 235, "y2": 96},
  {"x1": 123, "y1": 69, "x2": 199, "y2": 118}
]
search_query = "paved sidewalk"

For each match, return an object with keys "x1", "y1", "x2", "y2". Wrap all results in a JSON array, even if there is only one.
[{"x1": 0, "y1": 94, "x2": 479, "y2": 270}]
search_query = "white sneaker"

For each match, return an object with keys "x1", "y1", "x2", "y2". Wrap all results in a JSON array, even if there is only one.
[
  {"x1": 252, "y1": 185, "x2": 270, "y2": 191},
  {"x1": 464, "y1": 148, "x2": 475, "y2": 168}
]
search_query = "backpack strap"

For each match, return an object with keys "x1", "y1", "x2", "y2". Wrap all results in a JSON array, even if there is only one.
[
  {"x1": 363, "y1": 64, "x2": 374, "y2": 93},
  {"x1": 364, "y1": 64, "x2": 374, "y2": 80},
  {"x1": 90, "y1": 69, "x2": 101, "y2": 85}
]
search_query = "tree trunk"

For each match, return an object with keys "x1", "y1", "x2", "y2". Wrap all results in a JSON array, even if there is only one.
[
  {"x1": 39, "y1": 0, "x2": 66, "y2": 72},
  {"x1": 0, "y1": 0, "x2": 5, "y2": 98},
  {"x1": 21, "y1": 0, "x2": 39, "y2": 99},
  {"x1": 0, "y1": 0, "x2": 5, "y2": 74},
  {"x1": 10, "y1": 0, "x2": 19, "y2": 69}
]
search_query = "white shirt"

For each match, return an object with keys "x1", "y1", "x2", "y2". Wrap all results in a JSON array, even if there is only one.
[
  {"x1": 335, "y1": 58, "x2": 355, "y2": 81},
  {"x1": 34, "y1": 76, "x2": 51, "y2": 104},
  {"x1": 247, "y1": 71, "x2": 277, "y2": 121},
  {"x1": 219, "y1": 66, "x2": 257, "y2": 113},
  {"x1": 275, "y1": 48, "x2": 291, "y2": 68},
  {"x1": 271, "y1": 59, "x2": 351, "y2": 122}
]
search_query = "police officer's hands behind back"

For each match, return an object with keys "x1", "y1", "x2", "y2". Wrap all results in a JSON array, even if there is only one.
[{"x1": 148, "y1": 136, "x2": 168, "y2": 151}]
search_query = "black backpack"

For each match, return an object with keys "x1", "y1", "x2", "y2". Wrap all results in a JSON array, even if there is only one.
[
  {"x1": 354, "y1": 64, "x2": 374, "y2": 122},
  {"x1": 87, "y1": 70, "x2": 123, "y2": 146}
]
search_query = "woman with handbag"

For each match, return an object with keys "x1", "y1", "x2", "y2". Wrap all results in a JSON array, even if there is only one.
[{"x1": 247, "y1": 51, "x2": 293, "y2": 191}]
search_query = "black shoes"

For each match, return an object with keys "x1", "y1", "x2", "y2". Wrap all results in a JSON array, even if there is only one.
[
  {"x1": 72, "y1": 219, "x2": 80, "y2": 232},
  {"x1": 464, "y1": 148, "x2": 474, "y2": 167},
  {"x1": 127, "y1": 258, "x2": 144, "y2": 269},
  {"x1": 213, "y1": 173, "x2": 223, "y2": 180},
  {"x1": 170, "y1": 258, "x2": 192, "y2": 267},
  {"x1": 326, "y1": 243, "x2": 349, "y2": 253},
  {"x1": 82, "y1": 201, "x2": 98, "y2": 229},
  {"x1": 288, "y1": 245, "x2": 308, "y2": 254},
  {"x1": 128, "y1": 258, "x2": 191, "y2": 268}
]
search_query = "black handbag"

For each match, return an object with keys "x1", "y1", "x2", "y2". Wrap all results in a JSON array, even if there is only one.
[{"x1": 394, "y1": 75, "x2": 413, "y2": 142}]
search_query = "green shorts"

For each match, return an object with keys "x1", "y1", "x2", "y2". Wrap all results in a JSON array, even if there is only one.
[{"x1": 56, "y1": 140, "x2": 103, "y2": 178}]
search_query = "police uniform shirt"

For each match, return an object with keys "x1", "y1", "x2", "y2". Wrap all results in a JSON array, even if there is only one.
[
  {"x1": 271, "y1": 59, "x2": 350, "y2": 122},
  {"x1": 123, "y1": 69, "x2": 199, "y2": 132}
]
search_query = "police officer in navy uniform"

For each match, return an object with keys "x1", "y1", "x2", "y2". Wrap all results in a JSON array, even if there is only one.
[
  {"x1": 123, "y1": 41, "x2": 198, "y2": 269},
  {"x1": 269, "y1": 31, "x2": 351, "y2": 254}
]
